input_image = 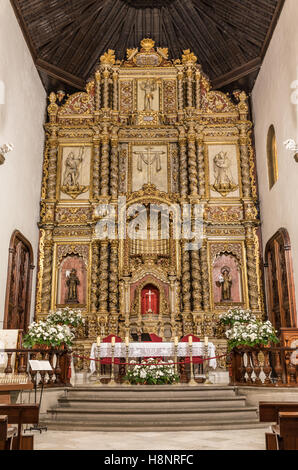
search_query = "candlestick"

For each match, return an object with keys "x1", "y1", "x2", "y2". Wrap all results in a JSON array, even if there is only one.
[
  {"x1": 108, "y1": 340, "x2": 117, "y2": 386},
  {"x1": 188, "y1": 341, "x2": 197, "y2": 386},
  {"x1": 95, "y1": 343, "x2": 103, "y2": 386},
  {"x1": 188, "y1": 336, "x2": 193, "y2": 345},
  {"x1": 204, "y1": 340, "x2": 212, "y2": 385},
  {"x1": 174, "y1": 336, "x2": 178, "y2": 346},
  {"x1": 97, "y1": 336, "x2": 101, "y2": 346},
  {"x1": 111, "y1": 337, "x2": 116, "y2": 345},
  {"x1": 125, "y1": 336, "x2": 129, "y2": 346},
  {"x1": 204, "y1": 336, "x2": 208, "y2": 346}
]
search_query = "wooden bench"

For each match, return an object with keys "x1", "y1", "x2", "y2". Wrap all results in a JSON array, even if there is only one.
[
  {"x1": 259, "y1": 402, "x2": 298, "y2": 450},
  {"x1": 0, "y1": 404, "x2": 39, "y2": 450}
]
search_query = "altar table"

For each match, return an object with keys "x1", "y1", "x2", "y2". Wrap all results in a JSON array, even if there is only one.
[{"x1": 89, "y1": 342, "x2": 217, "y2": 374}]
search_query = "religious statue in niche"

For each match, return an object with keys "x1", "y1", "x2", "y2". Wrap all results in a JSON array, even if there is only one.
[
  {"x1": 211, "y1": 151, "x2": 238, "y2": 196},
  {"x1": 140, "y1": 79, "x2": 157, "y2": 111},
  {"x1": 57, "y1": 255, "x2": 87, "y2": 307},
  {"x1": 65, "y1": 268, "x2": 80, "y2": 304},
  {"x1": 213, "y1": 253, "x2": 243, "y2": 305},
  {"x1": 216, "y1": 267, "x2": 232, "y2": 302},
  {"x1": 134, "y1": 146, "x2": 164, "y2": 184},
  {"x1": 61, "y1": 146, "x2": 88, "y2": 199}
]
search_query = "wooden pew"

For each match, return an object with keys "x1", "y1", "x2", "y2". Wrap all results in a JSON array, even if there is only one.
[
  {"x1": 0, "y1": 404, "x2": 39, "y2": 450},
  {"x1": 0, "y1": 415, "x2": 17, "y2": 450},
  {"x1": 259, "y1": 402, "x2": 298, "y2": 450}
]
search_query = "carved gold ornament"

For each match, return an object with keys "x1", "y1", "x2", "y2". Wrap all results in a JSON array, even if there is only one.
[
  {"x1": 182, "y1": 49, "x2": 197, "y2": 64},
  {"x1": 100, "y1": 49, "x2": 116, "y2": 65}
]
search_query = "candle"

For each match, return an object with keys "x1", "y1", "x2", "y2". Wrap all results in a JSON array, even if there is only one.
[
  {"x1": 204, "y1": 336, "x2": 208, "y2": 346},
  {"x1": 125, "y1": 336, "x2": 129, "y2": 346},
  {"x1": 174, "y1": 336, "x2": 178, "y2": 346},
  {"x1": 97, "y1": 336, "x2": 101, "y2": 346},
  {"x1": 111, "y1": 337, "x2": 116, "y2": 345},
  {"x1": 188, "y1": 336, "x2": 193, "y2": 345}
]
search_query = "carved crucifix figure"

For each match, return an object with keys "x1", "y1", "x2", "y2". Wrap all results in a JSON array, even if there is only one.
[
  {"x1": 145, "y1": 289, "x2": 154, "y2": 313},
  {"x1": 134, "y1": 146, "x2": 165, "y2": 184}
]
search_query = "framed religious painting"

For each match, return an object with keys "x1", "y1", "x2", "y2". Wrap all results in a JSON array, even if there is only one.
[
  {"x1": 57, "y1": 144, "x2": 92, "y2": 200},
  {"x1": 206, "y1": 143, "x2": 242, "y2": 199}
]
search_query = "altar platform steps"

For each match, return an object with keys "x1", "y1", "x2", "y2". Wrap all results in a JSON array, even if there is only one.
[{"x1": 42, "y1": 385, "x2": 266, "y2": 431}]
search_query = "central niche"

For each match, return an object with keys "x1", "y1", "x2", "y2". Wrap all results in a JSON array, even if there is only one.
[
  {"x1": 141, "y1": 284, "x2": 160, "y2": 315},
  {"x1": 131, "y1": 144, "x2": 168, "y2": 192}
]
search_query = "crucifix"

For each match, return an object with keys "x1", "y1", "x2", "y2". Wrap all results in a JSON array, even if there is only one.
[
  {"x1": 133, "y1": 147, "x2": 165, "y2": 185},
  {"x1": 145, "y1": 289, "x2": 154, "y2": 313}
]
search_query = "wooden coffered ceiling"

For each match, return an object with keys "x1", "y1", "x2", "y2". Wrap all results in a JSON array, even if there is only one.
[{"x1": 11, "y1": 0, "x2": 285, "y2": 95}]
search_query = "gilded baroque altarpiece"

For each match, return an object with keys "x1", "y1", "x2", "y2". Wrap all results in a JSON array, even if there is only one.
[{"x1": 36, "y1": 39, "x2": 264, "y2": 366}]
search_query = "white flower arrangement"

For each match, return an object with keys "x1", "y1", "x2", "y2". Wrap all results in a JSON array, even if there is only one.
[
  {"x1": 219, "y1": 308, "x2": 256, "y2": 326},
  {"x1": 225, "y1": 319, "x2": 279, "y2": 350},
  {"x1": 23, "y1": 321, "x2": 75, "y2": 349},
  {"x1": 47, "y1": 307, "x2": 85, "y2": 329},
  {"x1": 125, "y1": 358, "x2": 179, "y2": 385}
]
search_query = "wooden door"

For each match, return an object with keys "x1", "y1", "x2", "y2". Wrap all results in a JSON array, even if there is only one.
[
  {"x1": 4, "y1": 231, "x2": 34, "y2": 331},
  {"x1": 265, "y1": 229, "x2": 297, "y2": 330}
]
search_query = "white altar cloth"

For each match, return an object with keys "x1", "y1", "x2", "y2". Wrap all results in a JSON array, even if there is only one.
[{"x1": 89, "y1": 342, "x2": 217, "y2": 374}]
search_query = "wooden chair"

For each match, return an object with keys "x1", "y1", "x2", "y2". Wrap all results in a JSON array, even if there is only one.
[
  {"x1": 259, "y1": 402, "x2": 298, "y2": 450},
  {"x1": 0, "y1": 404, "x2": 39, "y2": 450}
]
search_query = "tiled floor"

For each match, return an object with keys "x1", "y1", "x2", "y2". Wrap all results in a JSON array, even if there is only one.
[{"x1": 34, "y1": 428, "x2": 268, "y2": 450}]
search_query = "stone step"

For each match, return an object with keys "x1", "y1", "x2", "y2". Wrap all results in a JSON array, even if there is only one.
[
  {"x1": 47, "y1": 406, "x2": 258, "y2": 423},
  {"x1": 40, "y1": 420, "x2": 268, "y2": 432},
  {"x1": 57, "y1": 397, "x2": 247, "y2": 409}
]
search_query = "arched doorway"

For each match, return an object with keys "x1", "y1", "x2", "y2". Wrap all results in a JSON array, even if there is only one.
[
  {"x1": 264, "y1": 228, "x2": 297, "y2": 330},
  {"x1": 4, "y1": 230, "x2": 34, "y2": 331},
  {"x1": 141, "y1": 284, "x2": 160, "y2": 315}
]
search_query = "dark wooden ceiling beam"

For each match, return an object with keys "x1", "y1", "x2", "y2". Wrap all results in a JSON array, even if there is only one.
[
  {"x1": 35, "y1": 58, "x2": 85, "y2": 90},
  {"x1": 212, "y1": 57, "x2": 262, "y2": 90}
]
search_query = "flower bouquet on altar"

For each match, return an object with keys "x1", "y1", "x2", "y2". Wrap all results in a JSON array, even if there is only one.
[
  {"x1": 125, "y1": 358, "x2": 179, "y2": 385},
  {"x1": 47, "y1": 307, "x2": 85, "y2": 330},
  {"x1": 23, "y1": 321, "x2": 75, "y2": 349},
  {"x1": 219, "y1": 307, "x2": 257, "y2": 326},
  {"x1": 225, "y1": 320, "x2": 279, "y2": 351}
]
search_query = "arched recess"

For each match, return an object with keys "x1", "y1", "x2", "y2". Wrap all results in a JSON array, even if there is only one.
[
  {"x1": 4, "y1": 230, "x2": 34, "y2": 331},
  {"x1": 264, "y1": 228, "x2": 297, "y2": 330}
]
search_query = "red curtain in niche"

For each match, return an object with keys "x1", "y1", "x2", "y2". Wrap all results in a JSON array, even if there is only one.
[{"x1": 141, "y1": 284, "x2": 159, "y2": 315}]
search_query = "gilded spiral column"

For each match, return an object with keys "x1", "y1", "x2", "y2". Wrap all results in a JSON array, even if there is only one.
[
  {"x1": 195, "y1": 69, "x2": 201, "y2": 110},
  {"x1": 41, "y1": 229, "x2": 53, "y2": 313},
  {"x1": 188, "y1": 123, "x2": 198, "y2": 195},
  {"x1": 113, "y1": 70, "x2": 118, "y2": 111},
  {"x1": 239, "y1": 124, "x2": 251, "y2": 198},
  {"x1": 109, "y1": 240, "x2": 119, "y2": 315},
  {"x1": 181, "y1": 242, "x2": 191, "y2": 313},
  {"x1": 46, "y1": 137, "x2": 58, "y2": 200},
  {"x1": 99, "y1": 241, "x2": 109, "y2": 313},
  {"x1": 95, "y1": 70, "x2": 101, "y2": 111},
  {"x1": 196, "y1": 135, "x2": 206, "y2": 197},
  {"x1": 102, "y1": 67, "x2": 110, "y2": 108},
  {"x1": 186, "y1": 67, "x2": 193, "y2": 108},
  {"x1": 92, "y1": 136, "x2": 100, "y2": 200},
  {"x1": 100, "y1": 128, "x2": 110, "y2": 196},
  {"x1": 179, "y1": 129, "x2": 188, "y2": 198},
  {"x1": 91, "y1": 241, "x2": 100, "y2": 314},
  {"x1": 245, "y1": 223, "x2": 260, "y2": 311},
  {"x1": 110, "y1": 130, "x2": 119, "y2": 200},
  {"x1": 191, "y1": 248, "x2": 202, "y2": 313},
  {"x1": 200, "y1": 241, "x2": 210, "y2": 311}
]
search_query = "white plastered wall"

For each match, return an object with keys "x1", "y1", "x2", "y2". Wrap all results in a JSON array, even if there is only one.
[
  {"x1": 0, "y1": 1, "x2": 46, "y2": 327},
  {"x1": 252, "y1": 0, "x2": 298, "y2": 319}
]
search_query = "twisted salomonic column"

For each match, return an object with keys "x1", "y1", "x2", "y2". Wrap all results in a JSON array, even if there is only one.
[
  {"x1": 239, "y1": 123, "x2": 251, "y2": 198},
  {"x1": 41, "y1": 230, "x2": 53, "y2": 313},
  {"x1": 177, "y1": 68, "x2": 184, "y2": 110},
  {"x1": 196, "y1": 135, "x2": 206, "y2": 197},
  {"x1": 95, "y1": 70, "x2": 101, "y2": 111},
  {"x1": 179, "y1": 128, "x2": 188, "y2": 198},
  {"x1": 188, "y1": 122, "x2": 198, "y2": 195},
  {"x1": 186, "y1": 67, "x2": 193, "y2": 108},
  {"x1": 102, "y1": 67, "x2": 110, "y2": 109},
  {"x1": 191, "y1": 248, "x2": 202, "y2": 313},
  {"x1": 195, "y1": 69, "x2": 201, "y2": 110},
  {"x1": 92, "y1": 130, "x2": 100, "y2": 200},
  {"x1": 47, "y1": 135, "x2": 58, "y2": 200},
  {"x1": 91, "y1": 241, "x2": 100, "y2": 314},
  {"x1": 245, "y1": 223, "x2": 260, "y2": 311},
  {"x1": 181, "y1": 241, "x2": 191, "y2": 313},
  {"x1": 110, "y1": 128, "x2": 119, "y2": 200},
  {"x1": 98, "y1": 241, "x2": 109, "y2": 313},
  {"x1": 109, "y1": 240, "x2": 119, "y2": 314},
  {"x1": 100, "y1": 127, "x2": 110, "y2": 196},
  {"x1": 200, "y1": 241, "x2": 210, "y2": 311},
  {"x1": 113, "y1": 70, "x2": 118, "y2": 111}
]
